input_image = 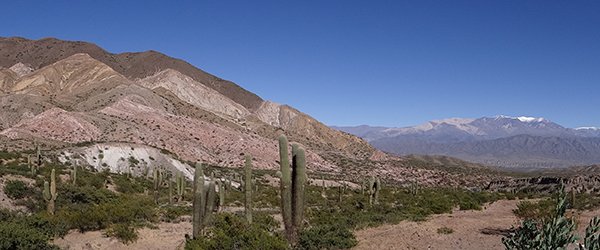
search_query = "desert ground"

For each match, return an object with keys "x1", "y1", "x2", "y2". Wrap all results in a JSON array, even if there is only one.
[{"x1": 355, "y1": 199, "x2": 599, "y2": 250}]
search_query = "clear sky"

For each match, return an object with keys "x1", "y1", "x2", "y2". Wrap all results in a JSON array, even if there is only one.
[{"x1": 2, "y1": 1, "x2": 599, "y2": 128}]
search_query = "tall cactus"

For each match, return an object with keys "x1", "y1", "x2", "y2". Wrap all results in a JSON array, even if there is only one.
[
  {"x1": 279, "y1": 135, "x2": 306, "y2": 245},
  {"x1": 28, "y1": 154, "x2": 35, "y2": 176},
  {"x1": 43, "y1": 169, "x2": 58, "y2": 215},
  {"x1": 368, "y1": 177, "x2": 381, "y2": 205},
  {"x1": 279, "y1": 135, "x2": 292, "y2": 238},
  {"x1": 192, "y1": 163, "x2": 206, "y2": 238},
  {"x1": 176, "y1": 171, "x2": 185, "y2": 202},
  {"x1": 217, "y1": 179, "x2": 225, "y2": 210},
  {"x1": 71, "y1": 165, "x2": 77, "y2": 185},
  {"x1": 192, "y1": 162, "x2": 218, "y2": 238},
  {"x1": 244, "y1": 155, "x2": 253, "y2": 224},
  {"x1": 168, "y1": 176, "x2": 173, "y2": 205},
  {"x1": 205, "y1": 177, "x2": 217, "y2": 226},
  {"x1": 153, "y1": 168, "x2": 162, "y2": 204}
]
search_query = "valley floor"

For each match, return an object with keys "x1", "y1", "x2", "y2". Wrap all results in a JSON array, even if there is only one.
[
  {"x1": 54, "y1": 221, "x2": 192, "y2": 250},
  {"x1": 354, "y1": 200, "x2": 599, "y2": 250},
  {"x1": 50, "y1": 199, "x2": 600, "y2": 250}
]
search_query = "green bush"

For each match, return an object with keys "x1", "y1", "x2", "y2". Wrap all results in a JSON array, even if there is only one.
[
  {"x1": 185, "y1": 213, "x2": 288, "y2": 250},
  {"x1": 113, "y1": 175, "x2": 149, "y2": 194},
  {"x1": 4, "y1": 180, "x2": 32, "y2": 199},
  {"x1": 105, "y1": 223, "x2": 139, "y2": 245},
  {"x1": 61, "y1": 194, "x2": 157, "y2": 232},
  {"x1": 160, "y1": 205, "x2": 191, "y2": 222},
  {"x1": 297, "y1": 223, "x2": 357, "y2": 250},
  {"x1": 437, "y1": 227, "x2": 454, "y2": 234},
  {"x1": 0, "y1": 221, "x2": 58, "y2": 250},
  {"x1": 512, "y1": 199, "x2": 555, "y2": 223},
  {"x1": 503, "y1": 186, "x2": 600, "y2": 250}
]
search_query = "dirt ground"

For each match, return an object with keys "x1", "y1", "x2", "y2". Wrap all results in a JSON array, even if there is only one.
[
  {"x1": 53, "y1": 222, "x2": 192, "y2": 250},
  {"x1": 354, "y1": 199, "x2": 600, "y2": 250}
]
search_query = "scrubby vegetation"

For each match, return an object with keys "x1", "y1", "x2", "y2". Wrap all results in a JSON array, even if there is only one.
[
  {"x1": 503, "y1": 186, "x2": 600, "y2": 249},
  {"x1": 4, "y1": 179, "x2": 33, "y2": 199},
  {"x1": 185, "y1": 213, "x2": 287, "y2": 250},
  {"x1": 0, "y1": 157, "x2": 169, "y2": 248},
  {"x1": 3, "y1": 147, "x2": 586, "y2": 250}
]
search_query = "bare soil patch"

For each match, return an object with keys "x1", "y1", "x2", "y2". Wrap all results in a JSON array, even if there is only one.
[
  {"x1": 54, "y1": 222, "x2": 192, "y2": 250},
  {"x1": 354, "y1": 199, "x2": 520, "y2": 250}
]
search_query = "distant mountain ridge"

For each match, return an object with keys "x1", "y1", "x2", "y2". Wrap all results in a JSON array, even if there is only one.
[{"x1": 334, "y1": 116, "x2": 600, "y2": 168}]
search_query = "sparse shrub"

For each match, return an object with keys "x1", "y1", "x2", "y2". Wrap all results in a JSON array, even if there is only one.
[
  {"x1": 160, "y1": 205, "x2": 191, "y2": 222},
  {"x1": 4, "y1": 180, "x2": 32, "y2": 199},
  {"x1": 0, "y1": 221, "x2": 58, "y2": 250},
  {"x1": 503, "y1": 186, "x2": 600, "y2": 250},
  {"x1": 185, "y1": 213, "x2": 287, "y2": 250},
  {"x1": 105, "y1": 223, "x2": 138, "y2": 244},
  {"x1": 297, "y1": 223, "x2": 357, "y2": 249},
  {"x1": 512, "y1": 199, "x2": 555, "y2": 223},
  {"x1": 437, "y1": 227, "x2": 454, "y2": 234}
]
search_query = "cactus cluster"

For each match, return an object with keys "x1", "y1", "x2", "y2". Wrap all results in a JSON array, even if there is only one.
[
  {"x1": 192, "y1": 163, "x2": 218, "y2": 238},
  {"x1": 43, "y1": 169, "x2": 58, "y2": 215},
  {"x1": 278, "y1": 135, "x2": 306, "y2": 245}
]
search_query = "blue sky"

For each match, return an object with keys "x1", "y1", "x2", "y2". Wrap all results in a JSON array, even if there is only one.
[{"x1": 2, "y1": 1, "x2": 599, "y2": 128}]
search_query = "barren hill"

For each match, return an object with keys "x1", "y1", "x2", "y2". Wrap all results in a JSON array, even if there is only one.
[{"x1": 0, "y1": 37, "x2": 262, "y2": 110}]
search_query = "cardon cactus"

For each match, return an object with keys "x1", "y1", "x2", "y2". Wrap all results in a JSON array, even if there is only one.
[
  {"x1": 192, "y1": 163, "x2": 206, "y2": 238},
  {"x1": 28, "y1": 155, "x2": 35, "y2": 176},
  {"x1": 176, "y1": 171, "x2": 185, "y2": 202},
  {"x1": 244, "y1": 154, "x2": 253, "y2": 224},
  {"x1": 217, "y1": 179, "x2": 225, "y2": 210},
  {"x1": 278, "y1": 135, "x2": 306, "y2": 245},
  {"x1": 153, "y1": 168, "x2": 163, "y2": 204},
  {"x1": 368, "y1": 177, "x2": 381, "y2": 205},
  {"x1": 43, "y1": 169, "x2": 58, "y2": 215},
  {"x1": 168, "y1": 176, "x2": 173, "y2": 205},
  {"x1": 205, "y1": 177, "x2": 217, "y2": 226},
  {"x1": 192, "y1": 163, "x2": 217, "y2": 238},
  {"x1": 71, "y1": 165, "x2": 77, "y2": 185}
]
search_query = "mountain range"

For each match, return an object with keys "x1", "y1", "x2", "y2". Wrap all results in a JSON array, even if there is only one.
[
  {"x1": 0, "y1": 36, "x2": 500, "y2": 187},
  {"x1": 333, "y1": 116, "x2": 600, "y2": 169}
]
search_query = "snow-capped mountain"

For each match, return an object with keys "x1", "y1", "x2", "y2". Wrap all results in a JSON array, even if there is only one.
[{"x1": 334, "y1": 116, "x2": 600, "y2": 168}]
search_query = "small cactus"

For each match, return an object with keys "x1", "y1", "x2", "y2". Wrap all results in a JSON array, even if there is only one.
[{"x1": 43, "y1": 169, "x2": 58, "y2": 215}]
